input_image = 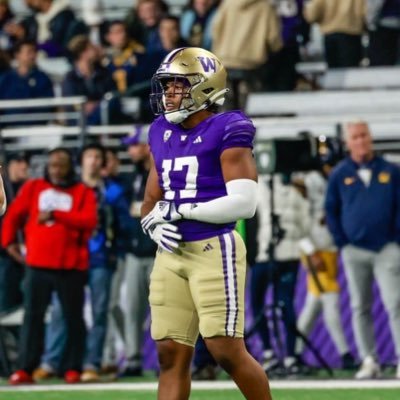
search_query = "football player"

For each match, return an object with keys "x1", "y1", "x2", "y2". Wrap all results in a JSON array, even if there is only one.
[{"x1": 141, "y1": 47, "x2": 271, "y2": 399}]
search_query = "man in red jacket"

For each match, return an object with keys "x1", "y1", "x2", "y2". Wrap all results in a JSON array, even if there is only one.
[{"x1": 2, "y1": 148, "x2": 97, "y2": 384}]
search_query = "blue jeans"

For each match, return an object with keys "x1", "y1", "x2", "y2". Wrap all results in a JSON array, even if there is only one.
[{"x1": 42, "y1": 267, "x2": 114, "y2": 371}]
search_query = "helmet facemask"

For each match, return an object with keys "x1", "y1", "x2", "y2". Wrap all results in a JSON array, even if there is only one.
[{"x1": 150, "y1": 74, "x2": 207, "y2": 124}]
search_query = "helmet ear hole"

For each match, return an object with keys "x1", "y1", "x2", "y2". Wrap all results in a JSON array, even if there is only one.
[{"x1": 202, "y1": 88, "x2": 213, "y2": 94}]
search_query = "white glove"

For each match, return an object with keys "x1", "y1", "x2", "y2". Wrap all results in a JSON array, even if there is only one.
[
  {"x1": 149, "y1": 223, "x2": 182, "y2": 253},
  {"x1": 141, "y1": 201, "x2": 182, "y2": 233}
]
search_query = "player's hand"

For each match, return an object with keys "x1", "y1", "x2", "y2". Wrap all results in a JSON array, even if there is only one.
[
  {"x1": 309, "y1": 252, "x2": 326, "y2": 272},
  {"x1": 149, "y1": 223, "x2": 182, "y2": 253},
  {"x1": 38, "y1": 211, "x2": 53, "y2": 224},
  {"x1": 141, "y1": 201, "x2": 182, "y2": 233},
  {"x1": 6, "y1": 243, "x2": 25, "y2": 265}
]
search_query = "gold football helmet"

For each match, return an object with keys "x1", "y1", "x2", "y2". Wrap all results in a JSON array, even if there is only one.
[{"x1": 150, "y1": 47, "x2": 228, "y2": 124}]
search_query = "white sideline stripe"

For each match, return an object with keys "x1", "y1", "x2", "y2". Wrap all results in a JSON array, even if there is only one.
[{"x1": 1, "y1": 380, "x2": 400, "y2": 392}]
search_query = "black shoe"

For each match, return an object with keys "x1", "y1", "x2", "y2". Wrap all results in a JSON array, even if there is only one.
[
  {"x1": 284, "y1": 357, "x2": 303, "y2": 378},
  {"x1": 341, "y1": 352, "x2": 357, "y2": 370},
  {"x1": 119, "y1": 366, "x2": 143, "y2": 377}
]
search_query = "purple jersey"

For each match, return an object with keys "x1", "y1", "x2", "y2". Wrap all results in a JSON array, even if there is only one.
[{"x1": 148, "y1": 110, "x2": 256, "y2": 241}]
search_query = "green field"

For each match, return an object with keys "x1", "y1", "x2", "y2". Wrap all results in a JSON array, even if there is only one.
[{"x1": 1, "y1": 389, "x2": 400, "y2": 400}]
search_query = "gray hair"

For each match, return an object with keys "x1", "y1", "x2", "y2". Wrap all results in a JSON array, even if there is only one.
[{"x1": 343, "y1": 120, "x2": 371, "y2": 140}]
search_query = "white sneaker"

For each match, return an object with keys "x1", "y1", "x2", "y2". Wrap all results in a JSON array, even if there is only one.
[{"x1": 355, "y1": 356, "x2": 381, "y2": 379}]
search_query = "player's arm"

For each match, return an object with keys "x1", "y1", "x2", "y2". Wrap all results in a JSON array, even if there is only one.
[
  {"x1": 141, "y1": 154, "x2": 164, "y2": 218},
  {"x1": 178, "y1": 147, "x2": 258, "y2": 223}
]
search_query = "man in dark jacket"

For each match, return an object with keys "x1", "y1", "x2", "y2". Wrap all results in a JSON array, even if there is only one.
[
  {"x1": 62, "y1": 35, "x2": 125, "y2": 125},
  {"x1": 120, "y1": 126, "x2": 157, "y2": 377},
  {"x1": 2, "y1": 148, "x2": 97, "y2": 385},
  {"x1": 20, "y1": 0, "x2": 87, "y2": 57},
  {"x1": 326, "y1": 120, "x2": 400, "y2": 379},
  {"x1": 0, "y1": 40, "x2": 54, "y2": 126},
  {"x1": 0, "y1": 154, "x2": 29, "y2": 314}
]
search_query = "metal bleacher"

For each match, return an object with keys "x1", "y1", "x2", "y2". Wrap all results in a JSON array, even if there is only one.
[
  {"x1": 10, "y1": 0, "x2": 188, "y2": 19},
  {"x1": 246, "y1": 66, "x2": 400, "y2": 155},
  {"x1": 321, "y1": 67, "x2": 400, "y2": 90}
]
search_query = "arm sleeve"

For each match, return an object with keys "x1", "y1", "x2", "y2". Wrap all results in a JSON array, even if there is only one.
[
  {"x1": 325, "y1": 172, "x2": 348, "y2": 248},
  {"x1": 1, "y1": 180, "x2": 34, "y2": 247},
  {"x1": 52, "y1": 187, "x2": 97, "y2": 231},
  {"x1": 179, "y1": 179, "x2": 258, "y2": 224}
]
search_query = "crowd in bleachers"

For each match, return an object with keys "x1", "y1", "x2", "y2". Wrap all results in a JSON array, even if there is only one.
[
  {"x1": 0, "y1": 0, "x2": 398, "y2": 125},
  {"x1": 0, "y1": 0, "x2": 400, "y2": 386}
]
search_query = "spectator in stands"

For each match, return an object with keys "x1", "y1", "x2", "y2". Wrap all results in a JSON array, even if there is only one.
[
  {"x1": 63, "y1": 35, "x2": 124, "y2": 125},
  {"x1": 125, "y1": 0, "x2": 166, "y2": 52},
  {"x1": 366, "y1": 0, "x2": 400, "y2": 66},
  {"x1": 159, "y1": 15, "x2": 188, "y2": 54},
  {"x1": 212, "y1": 0, "x2": 282, "y2": 109},
  {"x1": 250, "y1": 174, "x2": 309, "y2": 376},
  {"x1": 15, "y1": 0, "x2": 87, "y2": 58},
  {"x1": 34, "y1": 144, "x2": 131, "y2": 383},
  {"x1": 103, "y1": 20, "x2": 145, "y2": 93},
  {"x1": 0, "y1": 40, "x2": 54, "y2": 126},
  {"x1": 264, "y1": 0, "x2": 309, "y2": 91},
  {"x1": 0, "y1": 0, "x2": 14, "y2": 51},
  {"x1": 3, "y1": 0, "x2": 39, "y2": 44},
  {"x1": 118, "y1": 127, "x2": 156, "y2": 377},
  {"x1": 326, "y1": 121, "x2": 400, "y2": 379},
  {"x1": 81, "y1": 0, "x2": 108, "y2": 46},
  {"x1": 180, "y1": 0, "x2": 220, "y2": 50},
  {"x1": 303, "y1": 0, "x2": 366, "y2": 68},
  {"x1": 3, "y1": 148, "x2": 97, "y2": 385},
  {"x1": 0, "y1": 154, "x2": 29, "y2": 314}
]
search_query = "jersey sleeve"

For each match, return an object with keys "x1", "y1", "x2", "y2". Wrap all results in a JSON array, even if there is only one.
[{"x1": 220, "y1": 113, "x2": 256, "y2": 153}]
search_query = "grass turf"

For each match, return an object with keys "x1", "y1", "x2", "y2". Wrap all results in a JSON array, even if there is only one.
[{"x1": 1, "y1": 389, "x2": 400, "y2": 400}]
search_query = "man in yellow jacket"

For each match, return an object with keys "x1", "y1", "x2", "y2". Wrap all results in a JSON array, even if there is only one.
[
  {"x1": 212, "y1": 0, "x2": 283, "y2": 108},
  {"x1": 304, "y1": 0, "x2": 366, "y2": 68}
]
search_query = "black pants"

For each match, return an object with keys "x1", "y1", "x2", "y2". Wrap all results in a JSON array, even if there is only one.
[
  {"x1": 250, "y1": 260, "x2": 299, "y2": 357},
  {"x1": 19, "y1": 267, "x2": 86, "y2": 373},
  {"x1": 0, "y1": 253, "x2": 24, "y2": 313},
  {"x1": 368, "y1": 27, "x2": 400, "y2": 66},
  {"x1": 324, "y1": 33, "x2": 363, "y2": 68},
  {"x1": 263, "y1": 46, "x2": 300, "y2": 92}
]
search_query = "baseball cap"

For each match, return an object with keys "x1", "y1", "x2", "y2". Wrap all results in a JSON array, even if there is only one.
[{"x1": 122, "y1": 125, "x2": 148, "y2": 146}]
